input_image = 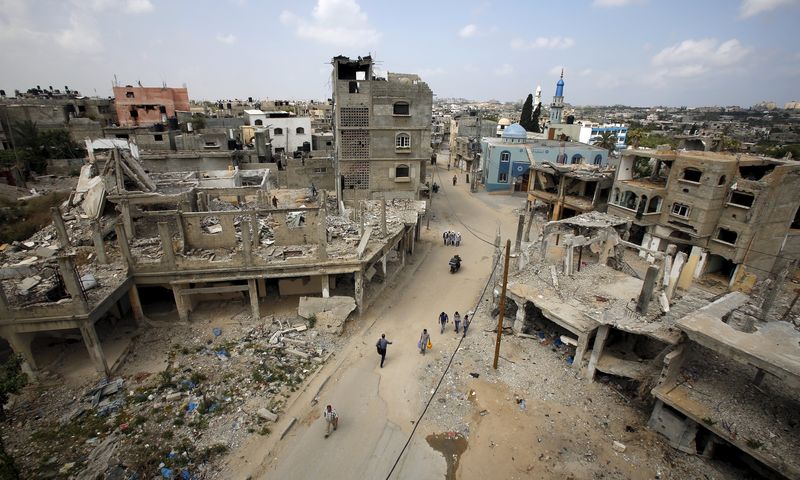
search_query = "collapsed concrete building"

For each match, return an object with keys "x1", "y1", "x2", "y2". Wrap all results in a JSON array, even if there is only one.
[
  {"x1": 331, "y1": 55, "x2": 433, "y2": 205},
  {"x1": 495, "y1": 211, "x2": 800, "y2": 479},
  {"x1": 0, "y1": 140, "x2": 425, "y2": 379},
  {"x1": 526, "y1": 162, "x2": 615, "y2": 220},
  {"x1": 607, "y1": 148, "x2": 800, "y2": 290}
]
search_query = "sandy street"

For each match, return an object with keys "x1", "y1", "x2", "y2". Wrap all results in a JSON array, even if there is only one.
[{"x1": 222, "y1": 151, "x2": 523, "y2": 479}]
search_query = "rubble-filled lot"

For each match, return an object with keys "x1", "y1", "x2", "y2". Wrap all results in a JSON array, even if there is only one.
[
  {"x1": 415, "y1": 302, "x2": 754, "y2": 480},
  {"x1": 3, "y1": 314, "x2": 341, "y2": 479}
]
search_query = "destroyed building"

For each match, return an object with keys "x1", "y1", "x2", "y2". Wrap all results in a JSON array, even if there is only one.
[
  {"x1": 0, "y1": 139, "x2": 425, "y2": 380},
  {"x1": 607, "y1": 148, "x2": 800, "y2": 289},
  {"x1": 112, "y1": 85, "x2": 190, "y2": 127},
  {"x1": 495, "y1": 211, "x2": 800, "y2": 479},
  {"x1": 331, "y1": 55, "x2": 433, "y2": 204},
  {"x1": 526, "y1": 162, "x2": 614, "y2": 220}
]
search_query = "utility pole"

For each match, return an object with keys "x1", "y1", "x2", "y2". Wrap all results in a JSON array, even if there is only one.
[{"x1": 493, "y1": 239, "x2": 511, "y2": 370}]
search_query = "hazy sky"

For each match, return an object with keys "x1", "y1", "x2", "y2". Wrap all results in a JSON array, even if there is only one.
[{"x1": 1, "y1": 0, "x2": 798, "y2": 106}]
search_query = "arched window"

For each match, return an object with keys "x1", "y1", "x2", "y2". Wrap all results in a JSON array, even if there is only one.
[
  {"x1": 622, "y1": 191, "x2": 637, "y2": 210},
  {"x1": 500, "y1": 151, "x2": 511, "y2": 162},
  {"x1": 682, "y1": 167, "x2": 702, "y2": 182},
  {"x1": 393, "y1": 102, "x2": 410, "y2": 115},
  {"x1": 395, "y1": 164, "x2": 410, "y2": 178},
  {"x1": 646, "y1": 196, "x2": 662, "y2": 213},
  {"x1": 594, "y1": 154, "x2": 603, "y2": 165},
  {"x1": 556, "y1": 153, "x2": 567, "y2": 164},
  {"x1": 571, "y1": 154, "x2": 583, "y2": 164},
  {"x1": 396, "y1": 133, "x2": 411, "y2": 149},
  {"x1": 254, "y1": 119, "x2": 263, "y2": 126},
  {"x1": 296, "y1": 127, "x2": 305, "y2": 134},
  {"x1": 273, "y1": 127, "x2": 283, "y2": 135},
  {"x1": 612, "y1": 188, "x2": 621, "y2": 204},
  {"x1": 718, "y1": 175, "x2": 726, "y2": 185}
]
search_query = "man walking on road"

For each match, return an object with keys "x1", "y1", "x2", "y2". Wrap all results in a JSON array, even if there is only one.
[
  {"x1": 419, "y1": 329, "x2": 430, "y2": 355},
  {"x1": 452, "y1": 175, "x2": 457, "y2": 186},
  {"x1": 376, "y1": 333, "x2": 392, "y2": 368},
  {"x1": 439, "y1": 311, "x2": 449, "y2": 334},
  {"x1": 463, "y1": 313, "x2": 470, "y2": 337},
  {"x1": 323, "y1": 405, "x2": 338, "y2": 438},
  {"x1": 453, "y1": 311, "x2": 461, "y2": 334}
]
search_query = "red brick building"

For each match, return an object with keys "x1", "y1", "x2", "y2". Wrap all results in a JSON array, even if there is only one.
[{"x1": 112, "y1": 85, "x2": 190, "y2": 126}]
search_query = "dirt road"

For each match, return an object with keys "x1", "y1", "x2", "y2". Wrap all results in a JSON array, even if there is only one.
[{"x1": 223, "y1": 153, "x2": 523, "y2": 479}]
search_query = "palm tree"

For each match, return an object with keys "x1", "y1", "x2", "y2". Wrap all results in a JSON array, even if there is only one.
[
  {"x1": 593, "y1": 131, "x2": 618, "y2": 155},
  {"x1": 626, "y1": 129, "x2": 643, "y2": 149}
]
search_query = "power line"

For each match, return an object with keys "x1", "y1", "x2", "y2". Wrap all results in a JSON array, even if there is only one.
[
  {"x1": 385, "y1": 253, "x2": 502, "y2": 479},
  {"x1": 432, "y1": 155, "x2": 496, "y2": 247}
]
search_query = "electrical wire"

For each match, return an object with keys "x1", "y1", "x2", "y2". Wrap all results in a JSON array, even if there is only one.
[
  {"x1": 432, "y1": 154, "x2": 497, "y2": 247},
  {"x1": 385, "y1": 253, "x2": 502, "y2": 479}
]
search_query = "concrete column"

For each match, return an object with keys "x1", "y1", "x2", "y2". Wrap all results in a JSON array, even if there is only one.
[
  {"x1": 79, "y1": 321, "x2": 110, "y2": 378},
  {"x1": 637, "y1": 265, "x2": 660, "y2": 313},
  {"x1": 354, "y1": 270, "x2": 364, "y2": 315},
  {"x1": 197, "y1": 191, "x2": 207, "y2": 211},
  {"x1": 524, "y1": 206, "x2": 535, "y2": 242},
  {"x1": 157, "y1": 222, "x2": 176, "y2": 268},
  {"x1": 408, "y1": 229, "x2": 415, "y2": 256},
  {"x1": 248, "y1": 278, "x2": 260, "y2": 321},
  {"x1": 321, "y1": 274, "x2": 331, "y2": 298},
  {"x1": 50, "y1": 207, "x2": 71, "y2": 248},
  {"x1": 318, "y1": 216, "x2": 328, "y2": 261},
  {"x1": 240, "y1": 219, "x2": 253, "y2": 267},
  {"x1": 513, "y1": 301, "x2": 525, "y2": 335},
  {"x1": 91, "y1": 220, "x2": 108, "y2": 264},
  {"x1": 381, "y1": 196, "x2": 387, "y2": 237},
  {"x1": 257, "y1": 278, "x2": 267, "y2": 298},
  {"x1": 120, "y1": 201, "x2": 134, "y2": 239},
  {"x1": 5, "y1": 331, "x2": 37, "y2": 378},
  {"x1": 173, "y1": 286, "x2": 189, "y2": 323},
  {"x1": 398, "y1": 236, "x2": 406, "y2": 267},
  {"x1": 586, "y1": 324, "x2": 610, "y2": 380},
  {"x1": 57, "y1": 255, "x2": 88, "y2": 314},
  {"x1": 598, "y1": 237, "x2": 615, "y2": 265},
  {"x1": 667, "y1": 252, "x2": 687, "y2": 300},
  {"x1": 514, "y1": 214, "x2": 525, "y2": 252},
  {"x1": 128, "y1": 284, "x2": 145, "y2": 327},
  {"x1": 564, "y1": 245, "x2": 574, "y2": 275},
  {"x1": 380, "y1": 255, "x2": 387, "y2": 277},
  {"x1": 573, "y1": 334, "x2": 590, "y2": 370},
  {"x1": 114, "y1": 223, "x2": 135, "y2": 271},
  {"x1": 174, "y1": 211, "x2": 186, "y2": 254}
]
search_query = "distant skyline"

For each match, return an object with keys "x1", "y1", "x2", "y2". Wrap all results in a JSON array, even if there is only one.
[{"x1": 1, "y1": 0, "x2": 798, "y2": 107}]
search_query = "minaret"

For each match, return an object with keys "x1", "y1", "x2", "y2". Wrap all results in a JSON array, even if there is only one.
[
  {"x1": 550, "y1": 69, "x2": 565, "y2": 125},
  {"x1": 534, "y1": 85, "x2": 542, "y2": 106}
]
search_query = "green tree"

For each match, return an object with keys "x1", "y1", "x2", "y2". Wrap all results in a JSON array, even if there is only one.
[
  {"x1": 519, "y1": 94, "x2": 534, "y2": 131},
  {"x1": 626, "y1": 128, "x2": 643, "y2": 148},
  {"x1": 593, "y1": 131, "x2": 618, "y2": 155},
  {"x1": 530, "y1": 103, "x2": 542, "y2": 133}
]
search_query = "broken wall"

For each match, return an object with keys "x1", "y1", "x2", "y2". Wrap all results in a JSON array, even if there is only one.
[{"x1": 271, "y1": 210, "x2": 323, "y2": 246}]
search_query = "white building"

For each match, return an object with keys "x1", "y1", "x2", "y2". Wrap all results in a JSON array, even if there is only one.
[{"x1": 243, "y1": 110, "x2": 312, "y2": 154}]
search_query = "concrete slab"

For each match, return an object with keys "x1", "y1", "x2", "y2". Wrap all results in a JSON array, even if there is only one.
[
  {"x1": 507, "y1": 282, "x2": 598, "y2": 336},
  {"x1": 298, "y1": 296, "x2": 357, "y2": 335},
  {"x1": 677, "y1": 292, "x2": 800, "y2": 384}
]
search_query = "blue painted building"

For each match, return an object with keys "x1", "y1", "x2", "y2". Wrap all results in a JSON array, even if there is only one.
[
  {"x1": 480, "y1": 123, "x2": 611, "y2": 193},
  {"x1": 481, "y1": 123, "x2": 533, "y2": 192}
]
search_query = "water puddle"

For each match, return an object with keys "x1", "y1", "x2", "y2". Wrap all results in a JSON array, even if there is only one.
[{"x1": 426, "y1": 431, "x2": 468, "y2": 480}]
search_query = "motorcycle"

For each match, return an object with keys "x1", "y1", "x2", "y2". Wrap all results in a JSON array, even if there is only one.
[{"x1": 449, "y1": 255, "x2": 462, "y2": 274}]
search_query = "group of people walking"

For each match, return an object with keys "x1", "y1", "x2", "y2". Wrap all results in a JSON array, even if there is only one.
[
  {"x1": 437, "y1": 311, "x2": 470, "y2": 336},
  {"x1": 443, "y1": 230, "x2": 462, "y2": 247}
]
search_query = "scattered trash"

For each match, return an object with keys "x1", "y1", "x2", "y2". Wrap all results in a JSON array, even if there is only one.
[
  {"x1": 479, "y1": 410, "x2": 489, "y2": 416},
  {"x1": 212, "y1": 327, "x2": 222, "y2": 337},
  {"x1": 518, "y1": 399, "x2": 526, "y2": 411},
  {"x1": 469, "y1": 372, "x2": 480, "y2": 378},
  {"x1": 612, "y1": 441, "x2": 627, "y2": 453},
  {"x1": 187, "y1": 402, "x2": 198, "y2": 412}
]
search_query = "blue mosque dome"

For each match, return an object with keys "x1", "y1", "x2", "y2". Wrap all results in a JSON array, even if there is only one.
[{"x1": 502, "y1": 122, "x2": 527, "y2": 139}]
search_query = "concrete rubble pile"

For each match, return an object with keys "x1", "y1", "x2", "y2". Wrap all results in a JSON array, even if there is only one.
[{"x1": 4, "y1": 316, "x2": 337, "y2": 479}]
